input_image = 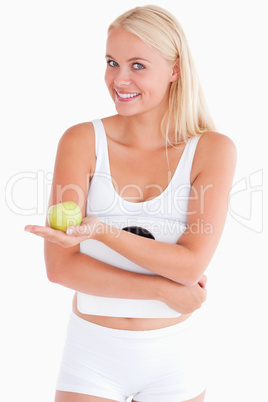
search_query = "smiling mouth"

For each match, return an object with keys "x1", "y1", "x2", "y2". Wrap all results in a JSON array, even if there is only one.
[{"x1": 114, "y1": 89, "x2": 141, "y2": 100}]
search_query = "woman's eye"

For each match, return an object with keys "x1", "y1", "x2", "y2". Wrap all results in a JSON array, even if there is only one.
[
  {"x1": 133, "y1": 62, "x2": 145, "y2": 70},
  {"x1": 107, "y1": 60, "x2": 119, "y2": 67},
  {"x1": 106, "y1": 60, "x2": 144, "y2": 70}
]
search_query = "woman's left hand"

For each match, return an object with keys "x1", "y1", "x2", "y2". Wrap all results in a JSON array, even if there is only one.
[{"x1": 24, "y1": 216, "x2": 103, "y2": 248}]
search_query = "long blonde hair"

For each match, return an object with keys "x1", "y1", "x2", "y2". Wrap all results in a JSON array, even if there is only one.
[{"x1": 108, "y1": 5, "x2": 216, "y2": 144}]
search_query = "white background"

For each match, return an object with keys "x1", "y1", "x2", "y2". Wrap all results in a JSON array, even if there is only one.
[{"x1": 1, "y1": 0, "x2": 267, "y2": 401}]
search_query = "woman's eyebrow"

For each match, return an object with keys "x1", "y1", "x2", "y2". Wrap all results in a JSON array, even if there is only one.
[
  {"x1": 128, "y1": 57, "x2": 152, "y2": 63},
  {"x1": 105, "y1": 54, "x2": 151, "y2": 63}
]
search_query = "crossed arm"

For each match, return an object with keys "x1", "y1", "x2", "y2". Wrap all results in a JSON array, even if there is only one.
[{"x1": 25, "y1": 123, "x2": 236, "y2": 314}]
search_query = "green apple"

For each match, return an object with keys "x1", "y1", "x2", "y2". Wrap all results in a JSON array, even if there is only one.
[{"x1": 48, "y1": 201, "x2": 82, "y2": 232}]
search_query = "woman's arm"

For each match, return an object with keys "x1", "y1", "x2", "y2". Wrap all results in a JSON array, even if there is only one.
[
  {"x1": 68, "y1": 132, "x2": 237, "y2": 286},
  {"x1": 26, "y1": 123, "x2": 206, "y2": 314},
  {"x1": 45, "y1": 241, "x2": 207, "y2": 314}
]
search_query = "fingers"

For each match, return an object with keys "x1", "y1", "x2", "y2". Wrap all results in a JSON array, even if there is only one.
[
  {"x1": 24, "y1": 223, "x2": 90, "y2": 248},
  {"x1": 197, "y1": 275, "x2": 208, "y2": 304},
  {"x1": 24, "y1": 225, "x2": 51, "y2": 235},
  {"x1": 66, "y1": 225, "x2": 87, "y2": 236},
  {"x1": 198, "y1": 274, "x2": 208, "y2": 288},
  {"x1": 24, "y1": 225, "x2": 63, "y2": 241},
  {"x1": 24, "y1": 225, "x2": 37, "y2": 232},
  {"x1": 66, "y1": 222, "x2": 99, "y2": 238}
]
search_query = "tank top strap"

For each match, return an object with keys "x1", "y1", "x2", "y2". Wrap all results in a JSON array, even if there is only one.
[
  {"x1": 181, "y1": 135, "x2": 201, "y2": 180},
  {"x1": 91, "y1": 119, "x2": 110, "y2": 175}
]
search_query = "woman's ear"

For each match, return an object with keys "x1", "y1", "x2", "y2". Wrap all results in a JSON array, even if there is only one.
[{"x1": 170, "y1": 58, "x2": 180, "y2": 82}]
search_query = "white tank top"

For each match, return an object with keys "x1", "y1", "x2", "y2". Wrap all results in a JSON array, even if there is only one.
[{"x1": 77, "y1": 119, "x2": 201, "y2": 318}]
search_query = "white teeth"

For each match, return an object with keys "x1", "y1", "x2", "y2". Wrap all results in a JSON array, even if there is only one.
[{"x1": 115, "y1": 89, "x2": 140, "y2": 99}]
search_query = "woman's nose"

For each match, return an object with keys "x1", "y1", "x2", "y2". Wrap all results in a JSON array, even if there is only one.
[{"x1": 114, "y1": 68, "x2": 132, "y2": 87}]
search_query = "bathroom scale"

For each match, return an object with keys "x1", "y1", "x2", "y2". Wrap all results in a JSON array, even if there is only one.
[{"x1": 77, "y1": 215, "x2": 186, "y2": 318}]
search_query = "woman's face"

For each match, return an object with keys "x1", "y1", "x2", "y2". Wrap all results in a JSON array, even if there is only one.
[{"x1": 105, "y1": 27, "x2": 178, "y2": 118}]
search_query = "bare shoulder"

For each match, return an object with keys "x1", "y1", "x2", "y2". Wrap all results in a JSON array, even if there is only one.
[
  {"x1": 199, "y1": 131, "x2": 236, "y2": 164},
  {"x1": 192, "y1": 131, "x2": 237, "y2": 182},
  {"x1": 198, "y1": 131, "x2": 236, "y2": 157},
  {"x1": 59, "y1": 121, "x2": 95, "y2": 149},
  {"x1": 57, "y1": 121, "x2": 96, "y2": 174}
]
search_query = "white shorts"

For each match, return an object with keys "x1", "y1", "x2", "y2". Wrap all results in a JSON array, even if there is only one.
[{"x1": 56, "y1": 312, "x2": 207, "y2": 402}]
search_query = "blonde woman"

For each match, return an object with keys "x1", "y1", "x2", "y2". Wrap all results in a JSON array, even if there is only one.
[{"x1": 25, "y1": 5, "x2": 236, "y2": 402}]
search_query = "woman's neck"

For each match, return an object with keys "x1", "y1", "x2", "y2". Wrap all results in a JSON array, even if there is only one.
[{"x1": 118, "y1": 111, "x2": 169, "y2": 150}]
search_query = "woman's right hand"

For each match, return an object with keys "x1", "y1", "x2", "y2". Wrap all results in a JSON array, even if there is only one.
[{"x1": 159, "y1": 275, "x2": 208, "y2": 315}]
